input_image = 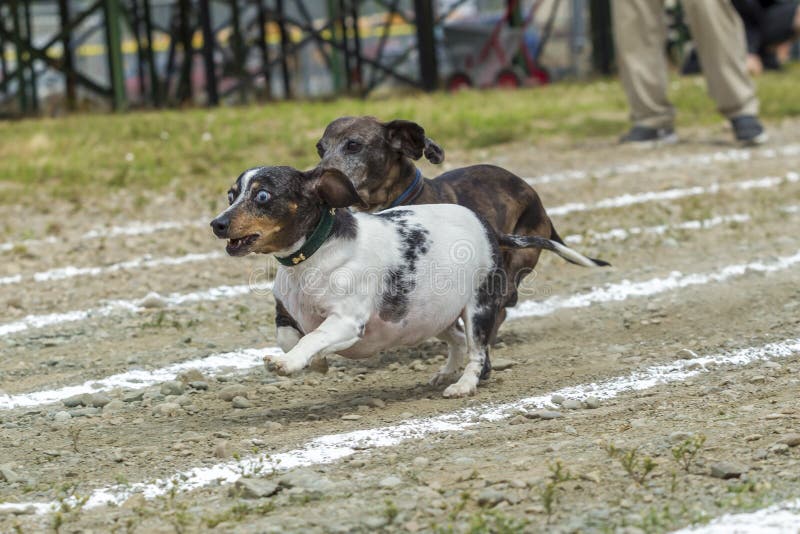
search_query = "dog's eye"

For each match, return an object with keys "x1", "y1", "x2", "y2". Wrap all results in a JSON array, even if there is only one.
[
  {"x1": 344, "y1": 139, "x2": 363, "y2": 154},
  {"x1": 316, "y1": 142, "x2": 325, "y2": 158},
  {"x1": 255, "y1": 190, "x2": 270, "y2": 204},
  {"x1": 227, "y1": 191, "x2": 235, "y2": 205}
]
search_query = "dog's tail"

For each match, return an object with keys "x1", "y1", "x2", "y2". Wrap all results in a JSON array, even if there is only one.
[{"x1": 498, "y1": 232, "x2": 611, "y2": 268}]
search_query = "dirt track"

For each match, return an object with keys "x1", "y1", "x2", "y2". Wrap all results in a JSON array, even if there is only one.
[{"x1": 1, "y1": 120, "x2": 800, "y2": 533}]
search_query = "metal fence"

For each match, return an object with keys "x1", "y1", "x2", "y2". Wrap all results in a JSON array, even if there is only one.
[{"x1": 0, "y1": 0, "x2": 591, "y2": 116}]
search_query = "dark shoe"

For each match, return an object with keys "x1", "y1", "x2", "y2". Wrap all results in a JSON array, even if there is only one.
[
  {"x1": 731, "y1": 115, "x2": 768, "y2": 146},
  {"x1": 619, "y1": 125, "x2": 678, "y2": 146}
]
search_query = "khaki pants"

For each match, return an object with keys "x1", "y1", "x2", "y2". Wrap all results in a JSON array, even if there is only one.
[{"x1": 612, "y1": 0, "x2": 759, "y2": 128}]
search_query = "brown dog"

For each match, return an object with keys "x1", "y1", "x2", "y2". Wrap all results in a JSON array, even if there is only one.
[{"x1": 311, "y1": 116, "x2": 604, "y2": 343}]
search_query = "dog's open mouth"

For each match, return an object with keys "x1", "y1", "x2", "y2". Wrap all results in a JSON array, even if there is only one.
[{"x1": 226, "y1": 234, "x2": 259, "y2": 256}]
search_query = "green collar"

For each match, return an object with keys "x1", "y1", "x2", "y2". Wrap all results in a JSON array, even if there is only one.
[{"x1": 275, "y1": 207, "x2": 337, "y2": 266}]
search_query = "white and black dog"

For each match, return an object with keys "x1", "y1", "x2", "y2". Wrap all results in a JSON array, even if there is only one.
[{"x1": 211, "y1": 166, "x2": 608, "y2": 398}]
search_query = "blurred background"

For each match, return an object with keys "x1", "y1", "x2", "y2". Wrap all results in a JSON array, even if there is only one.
[{"x1": 10, "y1": 0, "x2": 788, "y2": 115}]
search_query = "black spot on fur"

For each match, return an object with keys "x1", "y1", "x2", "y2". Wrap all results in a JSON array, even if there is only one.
[
  {"x1": 376, "y1": 210, "x2": 431, "y2": 323},
  {"x1": 330, "y1": 209, "x2": 358, "y2": 240},
  {"x1": 275, "y1": 298, "x2": 303, "y2": 333},
  {"x1": 471, "y1": 215, "x2": 507, "y2": 380},
  {"x1": 379, "y1": 269, "x2": 410, "y2": 322},
  {"x1": 375, "y1": 209, "x2": 413, "y2": 221}
]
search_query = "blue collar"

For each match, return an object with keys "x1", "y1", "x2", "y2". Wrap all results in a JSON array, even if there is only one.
[{"x1": 387, "y1": 168, "x2": 423, "y2": 209}]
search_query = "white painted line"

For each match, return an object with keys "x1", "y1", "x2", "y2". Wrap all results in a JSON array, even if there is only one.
[
  {"x1": 547, "y1": 172, "x2": 799, "y2": 216},
  {"x1": 673, "y1": 499, "x2": 800, "y2": 534},
  {"x1": 782, "y1": 205, "x2": 800, "y2": 214},
  {"x1": 80, "y1": 220, "x2": 206, "y2": 240},
  {"x1": 508, "y1": 249, "x2": 800, "y2": 319},
  {"x1": 0, "y1": 220, "x2": 205, "y2": 254},
  {"x1": 0, "y1": 274, "x2": 23, "y2": 286},
  {"x1": 2, "y1": 336, "x2": 797, "y2": 515},
  {"x1": 14, "y1": 251, "x2": 222, "y2": 284},
  {"x1": 3, "y1": 249, "x2": 799, "y2": 409},
  {"x1": 0, "y1": 283, "x2": 269, "y2": 338},
  {"x1": 564, "y1": 213, "x2": 751, "y2": 244},
  {"x1": 527, "y1": 143, "x2": 800, "y2": 185},
  {"x1": 0, "y1": 347, "x2": 283, "y2": 410}
]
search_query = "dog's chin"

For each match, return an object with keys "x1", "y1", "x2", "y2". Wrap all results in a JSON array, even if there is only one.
[{"x1": 225, "y1": 234, "x2": 260, "y2": 256}]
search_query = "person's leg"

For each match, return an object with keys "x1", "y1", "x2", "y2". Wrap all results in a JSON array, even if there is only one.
[
  {"x1": 611, "y1": 0, "x2": 675, "y2": 130},
  {"x1": 682, "y1": 0, "x2": 758, "y2": 119}
]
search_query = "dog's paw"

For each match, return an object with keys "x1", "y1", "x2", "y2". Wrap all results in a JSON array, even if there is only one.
[
  {"x1": 442, "y1": 381, "x2": 477, "y2": 398},
  {"x1": 264, "y1": 354, "x2": 305, "y2": 376},
  {"x1": 429, "y1": 368, "x2": 459, "y2": 386}
]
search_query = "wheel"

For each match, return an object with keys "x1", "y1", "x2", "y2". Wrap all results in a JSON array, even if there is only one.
[
  {"x1": 446, "y1": 72, "x2": 472, "y2": 92},
  {"x1": 495, "y1": 68, "x2": 521, "y2": 89},
  {"x1": 529, "y1": 65, "x2": 550, "y2": 85}
]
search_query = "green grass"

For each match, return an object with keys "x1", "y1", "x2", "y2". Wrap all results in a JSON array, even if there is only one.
[{"x1": 1, "y1": 66, "x2": 798, "y2": 204}]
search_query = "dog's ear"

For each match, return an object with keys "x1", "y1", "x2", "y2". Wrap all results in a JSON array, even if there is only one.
[
  {"x1": 385, "y1": 120, "x2": 426, "y2": 160},
  {"x1": 423, "y1": 137, "x2": 444, "y2": 164},
  {"x1": 312, "y1": 169, "x2": 369, "y2": 209}
]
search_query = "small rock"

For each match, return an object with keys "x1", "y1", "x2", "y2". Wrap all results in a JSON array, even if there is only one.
[
  {"x1": 367, "y1": 398, "x2": 386, "y2": 408},
  {"x1": 63, "y1": 393, "x2": 91, "y2": 408},
  {"x1": 409, "y1": 360, "x2": 426, "y2": 372},
  {"x1": 341, "y1": 414, "x2": 362, "y2": 421},
  {"x1": 710, "y1": 461, "x2": 748, "y2": 479},
  {"x1": 508, "y1": 414, "x2": 529, "y2": 425},
  {"x1": 412, "y1": 457, "x2": 430, "y2": 469},
  {"x1": 278, "y1": 469, "x2": 336, "y2": 493},
  {"x1": 669, "y1": 431, "x2": 694, "y2": 443},
  {"x1": 744, "y1": 434, "x2": 763, "y2": 442},
  {"x1": 219, "y1": 384, "x2": 248, "y2": 401},
  {"x1": 564, "y1": 425, "x2": 578, "y2": 435},
  {"x1": 69, "y1": 407, "x2": 100, "y2": 417},
  {"x1": 188, "y1": 381, "x2": 209, "y2": 391},
  {"x1": 677, "y1": 349, "x2": 698, "y2": 360},
  {"x1": 752, "y1": 449, "x2": 768, "y2": 460},
  {"x1": 122, "y1": 494, "x2": 146, "y2": 510},
  {"x1": 491, "y1": 358, "x2": 517, "y2": 371},
  {"x1": 770, "y1": 443, "x2": 790, "y2": 455},
  {"x1": 122, "y1": 390, "x2": 145, "y2": 403},
  {"x1": 526, "y1": 409, "x2": 562, "y2": 420},
  {"x1": 0, "y1": 505, "x2": 36, "y2": 516},
  {"x1": 53, "y1": 411, "x2": 72, "y2": 424},
  {"x1": 90, "y1": 393, "x2": 112, "y2": 408},
  {"x1": 551, "y1": 394, "x2": 565, "y2": 405},
  {"x1": 139, "y1": 292, "x2": 166, "y2": 308},
  {"x1": 103, "y1": 399, "x2": 125, "y2": 414},
  {"x1": 265, "y1": 421, "x2": 283, "y2": 432},
  {"x1": 233, "y1": 478, "x2": 279, "y2": 499},
  {"x1": 777, "y1": 433, "x2": 800, "y2": 447},
  {"x1": 155, "y1": 402, "x2": 182, "y2": 417},
  {"x1": 232, "y1": 396, "x2": 252, "y2": 409},
  {"x1": 562, "y1": 399, "x2": 583, "y2": 410},
  {"x1": 477, "y1": 488, "x2": 507, "y2": 507},
  {"x1": 214, "y1": 441, "x2": 231, "y2": 458},
  {"x1": 0, "y1": 464, "x2": 23, "y2": 483},
  {"x1": 580, "y1": 472, "x2": 601, "y2": 483},
  {"x1": 379, "y1": 476, "x2": 402, "y2": 489},
  {"x1": 177, "y1": 369, "x2": 206, "y2": 384},
  {"x1": 160, "y1": 380, "x2": 185, "y2": 396},
  {"x1": 584, "y1": 397, "x2": 601, "y2": 409},
  {"x1": 308, "y1": 355, "x2": 329, "y2": 374},
  {"x1": 749, "y1": 375, "x2": 767, "y2": 384}
]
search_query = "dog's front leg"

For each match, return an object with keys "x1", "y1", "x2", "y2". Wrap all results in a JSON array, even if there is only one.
[{"x1": 265, "y1": 315, "x2": 362, "y2": 376}]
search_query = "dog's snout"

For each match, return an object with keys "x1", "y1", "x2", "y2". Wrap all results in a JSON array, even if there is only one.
[{"x1": 210, "y1": 215, "x2": 230, "y2": 237}]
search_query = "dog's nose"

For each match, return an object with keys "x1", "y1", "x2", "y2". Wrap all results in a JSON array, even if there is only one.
[{"x1": 210, "y1": 216, "x2": 229, "y2": 237}]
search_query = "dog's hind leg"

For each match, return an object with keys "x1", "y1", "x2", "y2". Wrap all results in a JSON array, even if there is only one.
[
  {"x1": 443, "y1": 308, "x2": 487, "y2": 398},
  {"x1": 430, "y1": 322, "x2": 467, "y2": 386}
]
